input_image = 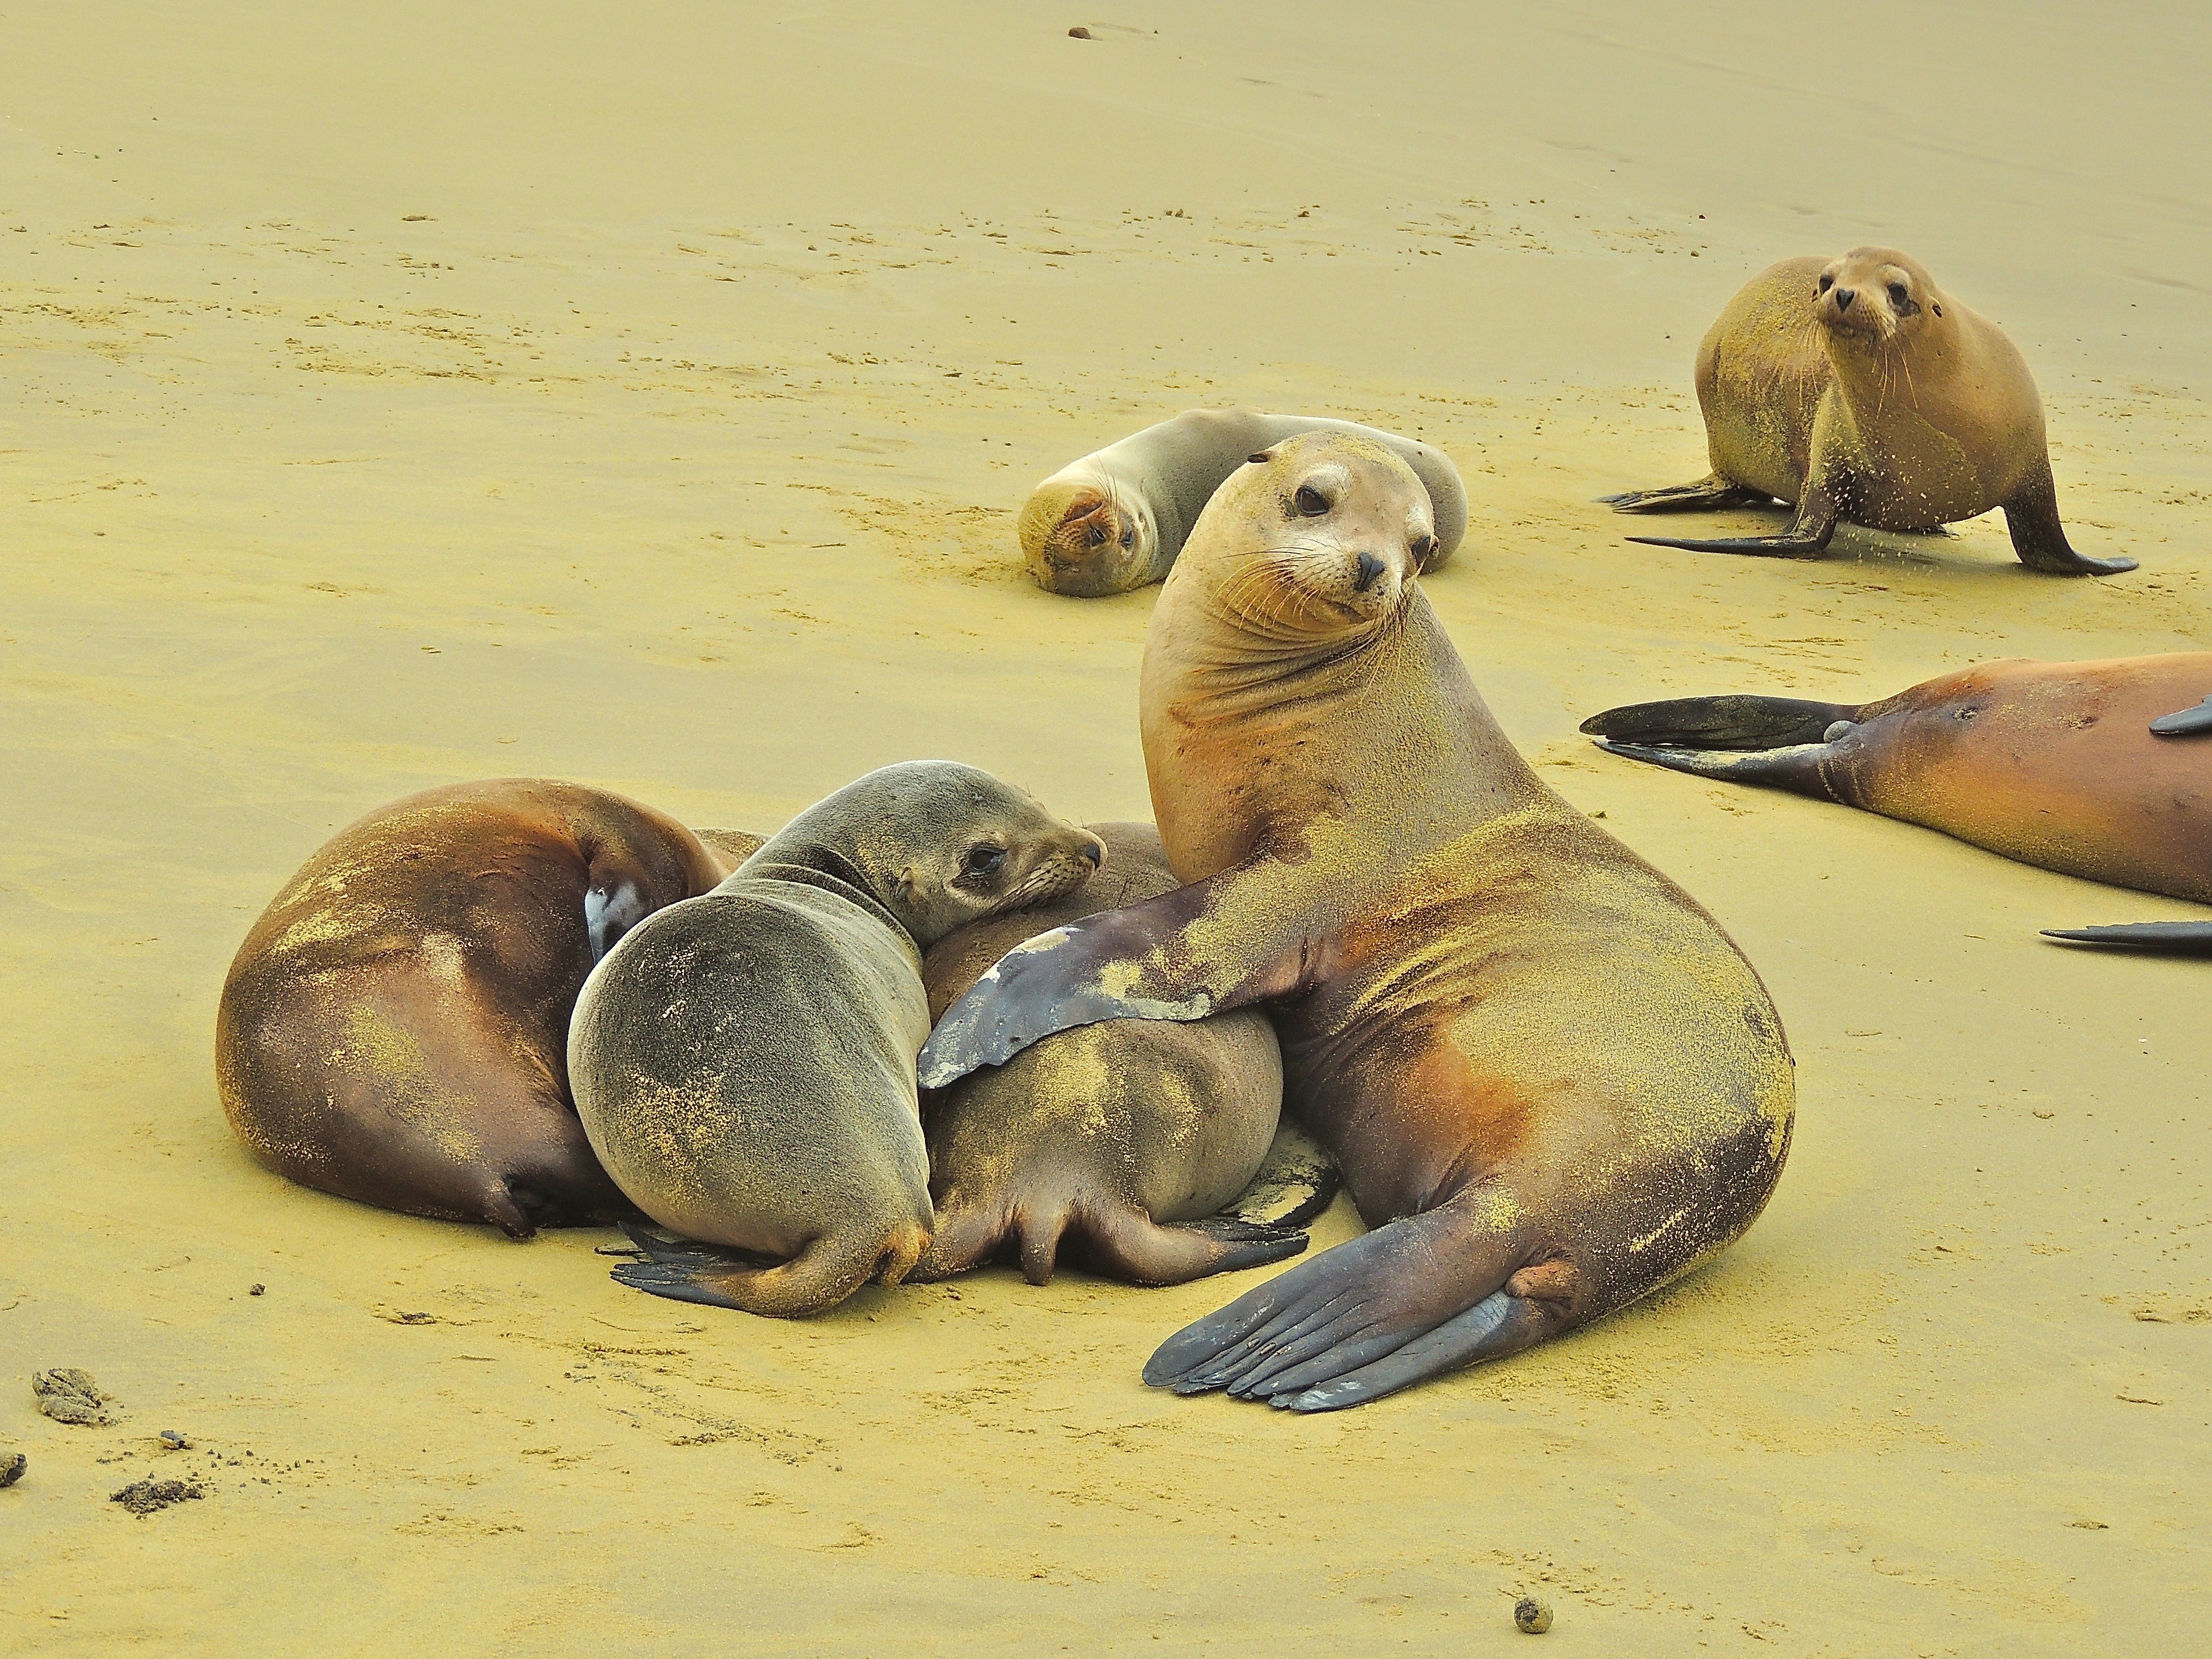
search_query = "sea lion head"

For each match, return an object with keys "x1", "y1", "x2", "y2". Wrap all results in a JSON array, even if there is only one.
[
  {"x1": 1177, "y1": 432, "x2": 1433, "y2": 641},
  {"x1": 1020, "y1": 472, "x2": 1158, "y2": 597},
  {"x1": 1814, "y1": 247, "x2": 1947, "y2": 348},
  {"x1": 797, "y1": 761, "x2": 1106, "y2": 948}
]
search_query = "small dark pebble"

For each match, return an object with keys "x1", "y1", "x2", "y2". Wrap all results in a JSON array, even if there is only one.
[
  {"x1": 33, "y1": 1368, "x2": 115, "y2": 1426},
  {"x1": 1068, "y1": 26, "x2": 1093, "y2": 39},
  {"x1": 111, "y1": 1478, "x2": 204, "y2": 1516},
  {"x1": 0, "y1": 1452, "x2": 25, "y2": 1490},
  {"x1": 249, "y1": 1284, "x2": 265, "y2": 1296},
  {"x1": 1515, "y1": 1595, "x2": 1553, "y2": 1634},
  {"x1": 159, "y1": 1431, "x2": 190, "y2": 1451}
]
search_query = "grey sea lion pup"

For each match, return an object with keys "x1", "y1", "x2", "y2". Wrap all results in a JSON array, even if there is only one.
[
  {"x1": 1582, "y1": 653, "x2": 2212, "y2": 953},
  {"x1": 570, "y1": 762, "x2": 1105, "y2": 1317},
  {"x1": 216, "y1": 780, "x2": 751, "y2": 1238},
  {"x1": 913, "y1": 820, "x2": 1331, "y2": 1287},
  {"x1": 1605, "y1": 247, "x2": 2136, "y2": 575},
  {"x1": 923, "y1": 432, "x2": 1793, "y2": 1411},
  {"x1": 1021, "y1": 407, "x2": 1469, "y2": 596}
]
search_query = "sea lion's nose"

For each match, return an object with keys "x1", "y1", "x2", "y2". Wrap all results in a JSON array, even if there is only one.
[
  {"x1": 1081, "y1": 839, "x2": 1103, "y2": 868},
  {"x1": 1834, "y1": 288, "x2": 1856, "y2": 313},
  {"x1": 1353, "y1": 552, "x2": 1386, "y2": 592}
]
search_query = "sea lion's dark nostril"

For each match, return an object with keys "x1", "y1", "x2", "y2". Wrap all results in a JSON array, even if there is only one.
[
  {"x1": 1082, "y1": 841, "x2": 1103, "y2": 868},
  {"x1": 1354, "y1": 553, "x2": 1385, "y2": 592},
  {"x1": 1835, "y1": 288, "x2": 1856, "y2": 312}
]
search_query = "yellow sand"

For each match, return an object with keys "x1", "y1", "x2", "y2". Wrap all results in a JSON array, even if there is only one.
[{"x1": 3, "y1": 4, "x2": 2207, "y2": 1652}]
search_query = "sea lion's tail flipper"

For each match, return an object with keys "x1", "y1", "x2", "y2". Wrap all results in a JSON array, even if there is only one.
[
  {"x1": 1599, "y1": 477, "x2": 1769, "y2": 514},
  {"x1": 1579, "y1": 694, "x2": 1857, "y2": 799},
  {"x1": 1223, "y1": 1120, "x2": 1342, "y2": 1231},
  {"x1": 609, "y1": 1222, "x2": 919, "y2": 1317},
  {"x1": 2151, "y1": 697, "x2": 2212, "y2": 737},
  {"x1": 2001, "y1": 469, "x2": 2138, "y2": 577},
  {"x1": 1142, "y1": 1192, "x2": 1568, "y2": 1413},
  {"x1": 2041, "y1": 923, "x2": 2212, "y2": 955}
]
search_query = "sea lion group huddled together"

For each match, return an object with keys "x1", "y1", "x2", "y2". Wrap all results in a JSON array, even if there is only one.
[{"x1": 216, "y1": 246, "x2": 2209, "y2": 1414}]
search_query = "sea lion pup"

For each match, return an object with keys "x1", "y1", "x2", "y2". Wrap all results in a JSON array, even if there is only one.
[
  {"x1": 922, "y1": 433, "x2": 1794, "y2": 1411},
  {"x1": 1021, "y1": 407, "x2": 1468, "y2": 596},
  {"x1": 1604, "y1": 247, "x2": 2136, "y2": 576},
  {"x1": 913, "y1": 820, "x2": 1321, "y2": 1288},
  {"x1": 216, "y1": 780, "x2": 741, "y2": 1239},
  {"x1": 1582, "y1": 654, "x2": 2212, "y2": 952},
  {"x1": 569, "y1": 762, "x2": 1105, "y2": 1317}
]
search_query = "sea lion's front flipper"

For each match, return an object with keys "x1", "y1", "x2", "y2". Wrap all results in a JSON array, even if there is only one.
[
  {"x1": 1599, "y1": 477, "x2": 1769, "y2": 514},
  {"x1": 1143, "y1": 1190, "x2": 1563, "y2": 1412},
  {"x1": 1222, "y1": 1119, "x2": 1341, "y2": 1231},
  {"x1": 2001, "y1": 469, "x2": 2138, "y2": 577},
  {"x1": 2151, "y1": 697, "x2": 2212, "y2": 737},
  {"x1": 2041, "y1": 923, "x2": 2212, "y2": 955},
  {"x1": 917, "y1": 864, "x2": 1313, "y2": 1090}
]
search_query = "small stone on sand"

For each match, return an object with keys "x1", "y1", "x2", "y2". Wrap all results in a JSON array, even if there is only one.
[{"x1": 1515, "y1": 1594, "x2": 1553, "y2": 1634}]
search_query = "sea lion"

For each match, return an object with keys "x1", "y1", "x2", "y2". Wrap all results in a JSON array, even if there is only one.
[
  {"x1": 570, "y1": 762, "x2": 1105, "y2": 1317},
  {"x1": 1581, "y1": 654, "x2": 2212, "y2": 951},
  {"x1": 922, "y1": 432, "x2": 1794, "y2": 1411},
  {"x1": 216, "y1": 780, "x2": 744, "y2": 1239},
  {"x1": 913, "y1": 820, "x2": 1323, "y2": 1287},
  {"x1": 1603, "y1": 247, "x2": 2136, "y2": 576},
  {"x1": 1021, "y1": 407, "x2": 1468, "y2": 596}
]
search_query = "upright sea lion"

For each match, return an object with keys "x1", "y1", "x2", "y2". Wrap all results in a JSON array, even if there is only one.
[
  {"x1": 1604, "y1": 247, "x2": 2136, "y2": 576},
  {"x1": 570, "y1": 762, "x2": 1105, "y2": 1317},
  {"x1": 1581, "y1": 654, "x2": 2212, "y2": 951},
  {"x1": 1021, "y1": 407, "x2": 1468, "y2": 596},
  {"x1": 914, "y1": 820, "x2": 1321, "y2": 1288},
  {"x1": 922, "y1": 433, "x2": 1794, "y2": 1411},
  {"x1": 216, "y1": 780, "x2": 743, "y2": 1238}
]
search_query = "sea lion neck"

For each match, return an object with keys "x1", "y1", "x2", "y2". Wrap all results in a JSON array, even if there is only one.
[{"x1": 734, "y1": 842, "x2": 912, "y2": 945}]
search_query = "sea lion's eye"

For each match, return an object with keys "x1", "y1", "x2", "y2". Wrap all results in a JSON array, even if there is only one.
[
  {"x1": 961, "y1": 843, "x2": 1007, "y2": 877},
  {"x1": 1887, "y1": 282, "x2": 1910, "y2": 307},
  {"x1": 1294, "y1": 484, "x2": 1330, "y2": 517},
  {"x1": 1411, "y1": 534, "x2": 1437, "y2": 566},
  {"x1": 1817, "y1": 273, "x2": 1834, "y2": 293}
]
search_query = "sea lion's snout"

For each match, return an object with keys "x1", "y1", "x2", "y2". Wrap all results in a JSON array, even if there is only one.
[
  {"x1": 1353, "y1": 553, "x2": 1386, "y2": 593},
  {"x1": 1832, "y1": 286, "x2": 1856, "y2": 313}
]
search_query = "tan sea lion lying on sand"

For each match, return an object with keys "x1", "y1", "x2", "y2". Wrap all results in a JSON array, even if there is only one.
[
  {"x1": 1584, "y1": 654, "x2": 2212, "y2": 953},
  {"x1": 1606, "y1": 247, "x2": 2136, "y2": 576},
  {"x1": 1022, "y1": 407, "x2": 1467, "y2": 596},
  {"x1": 216, "y1": 780, "x2": 759, "y2": 1238},
  {"x1": 914, "y1": 820, "x2": 1331, "y2": 1287}
]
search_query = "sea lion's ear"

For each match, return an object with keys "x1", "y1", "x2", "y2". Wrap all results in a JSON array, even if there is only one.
[
  {"x1": 1248, "y1": 451, "x2": 1273, "y2": 465},
  {"x1": 897, "y1": 864, "x2": 925, "y2": 902}
]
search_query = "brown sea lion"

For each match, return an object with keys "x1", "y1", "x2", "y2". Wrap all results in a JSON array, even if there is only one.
[
  {"x1": 913, "y1": 820, "x2": 1322, "y2": 1288},
  {"x1": 571, "y1": 762, "x2": 1106, "y2": 1317},
  {"x1": 921, "y1": 432, "x2": 1795, "y2": 1411},
  {"x1": 1604, "y1": 247, "x2": 2135, "y2": 576},
  {"x1": 216, "y1": 780, "x2": 746, "y2": 1239},
  {"x1": 1021, "y1": 407, "x2": 1468, "y2": 596},
  {"x1": 1582, "y1": 654, "x2": 2212, "y2": 952}
]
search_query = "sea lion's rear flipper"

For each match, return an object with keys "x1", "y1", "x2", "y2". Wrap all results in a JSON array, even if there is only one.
[
  {"x1": 1580, "y1": 695, "x2": 1858, "y2": 753},
  {"x1": 2001, "y1": 469, "x2": 2138, "y2": 577},
  {"x1": 1625, "y1": 480, "x2": 1839, "y2": 558},
  {"x1": 1599, "y1": 477, "x2": 1768, "y2": 514},
  {"x1": 1074, "y1": 1208, "x2": 1309, "y2": 1288},
  {"x1": 1222, "y1": 1120, "x2": 1341, "y2": 1231},
  {"x1": 2151, "y1": 697, "x2": 2212, "y2": 737},
  {"x1": 2041, "y1": 923, "x2": 2212, "y2": 955},
  {"x1": 918, "y1": 865, "x2": 1312, "y2": 1090},
  {"x1": 608, "y1": 1222, "x2": 922, "y2": 1317},
  {"x1": 1142, "y1": 1192, "x2": 1565, "y2": 1413}
]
